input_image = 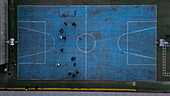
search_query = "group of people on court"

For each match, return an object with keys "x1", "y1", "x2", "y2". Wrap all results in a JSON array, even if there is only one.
[
  {"x1": 57, "y1": 22, "x2": 79, "y2": 78},
  {"x1": 59, "y1": 22, "x2": 77, "y2": 40},
  {"x1": 57, "y1": 58, "x2": 79, "y2": 78},
  {"x1": 68, "y1": 57, "x2": 79, "y2": 78},
  {"x1": 57, "y1": 56, "x2": 79, "y2": 78}
]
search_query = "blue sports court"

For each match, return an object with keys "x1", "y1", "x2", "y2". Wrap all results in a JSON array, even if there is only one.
[{"x1": 18, "y1": 5, "x2": 157, "y2": 81}]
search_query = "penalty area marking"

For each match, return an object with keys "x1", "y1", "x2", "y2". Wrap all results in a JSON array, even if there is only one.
[
  {"x1": 117, "y1": 21, "x2": 156, "y2": 66},
  {"x1": 127, "y1": 21, "x2": 156, "y2": 66},
  {"x1": 18, "y1": 21, "x2": 56, "y2": 64}
]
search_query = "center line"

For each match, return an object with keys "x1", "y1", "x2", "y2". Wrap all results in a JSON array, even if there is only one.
[
  {"x1": 85, "y1": 6, "x2": 87, "y2": 80},
  {"x1": 45, "y1": 21, "x2": 46, "y2": 64}
]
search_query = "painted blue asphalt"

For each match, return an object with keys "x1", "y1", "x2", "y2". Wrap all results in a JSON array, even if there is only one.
[{"x1": 18, "y1": 5, "x2": 157, "y2": 81}]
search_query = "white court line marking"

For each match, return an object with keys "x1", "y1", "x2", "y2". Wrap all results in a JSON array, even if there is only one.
[
  {"x1": 45, "y1": 21, "x2": 46, "y2": 63},
  {"x1": 127, "y1": 21, "x2": 128, "y2": 65},
  {"x1": 85, "y1": 6, "x2": 87, "y2": 80},
  {"x1": 128, "y1": 21, "x2": 156, "y2": 22},
  {"x1": 127, "y1": 21, "x2": 156, "y2": 66},
  {"x1": 76, "y1": 33, "x2": 96, "y2": 53},
  {"x1": 19, "y1": 63, "x2": 45, "y2": 64},
  {"x1": 155, "y1": 6, "x2": 158, "y2": 81},
  {"x1": 18, "y1": 27, "x2": 56, "y2": 58},
  {"x1": 18, "y1": 21, "x2": 46, "y2": 22},
  {"x1": 18, "y1": 21, "x2": 47, "y2": 64},
  {"x1": 18, "y1": 21, "x2": 46, "y2": 64},
  {"x1": 18, "y1": 5, "x2": 157, "y2": 6},
  {"x1": 127, "y1": 64, "x2": 156, "y2": 65},
  {"x1": 117, "y1": 27, "x2": 156, "y2": 61},
  {"x1": 127, "y1": 27, "x2": 156, "y2": 35},
  {"x1": 127, "y1": 21, "x2": 157, "y2": 65}
]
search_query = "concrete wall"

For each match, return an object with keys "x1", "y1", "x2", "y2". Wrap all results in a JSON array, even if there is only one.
[{"x1": 0, "y1": 0, "x2": 8, "y2": 65}]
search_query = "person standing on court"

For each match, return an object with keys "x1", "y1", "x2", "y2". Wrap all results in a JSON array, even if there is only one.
[
  {"x1": 59, "y1": 29, "x2": 64, "y2": 34},
  {"x1": 72, "y1": 74, "x2": 76, "y2": 78},
  {"x1": 64, "y1": 22, "x2": 68, "y2": 26},
  {"x1": 56, "y1": 63, "x2": 61, "y2": 66},
  {"x1": 72, "y1": 23, "x2": 76, "y2": 27},
  {"x1": 71, "y1": 57, "x2": 76, "y2": 61},
  {"x1": 59, "y1": 35, "x2": 67, "y2": 40},
  {"x1": 75, "y1": 69, "x2": 79, "y2": 74},
  {"x1": 68, "y1": 71, "x2": 72, "y2": 75},
  {"x1": 73, "y1": 63, "x2": 76, "y2": 67},
  {"x1": 62, "y1": 36, "x2": 66, "y2": 40},
  {"x1": 60, "y1": 48, "x2": 64, "y2": 52},
  {"x1": 79, "y1": 37, "x2": 82, "y2": 40}
]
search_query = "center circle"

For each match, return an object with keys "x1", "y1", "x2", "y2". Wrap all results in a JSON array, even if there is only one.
[{"x1": 76, "y1": 33, "x2": 96, "y2": 53}]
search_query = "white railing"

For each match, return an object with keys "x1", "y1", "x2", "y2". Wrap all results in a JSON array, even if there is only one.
[{"x1": 161, "y1": 40, "x2": 170, "y2": 76}]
